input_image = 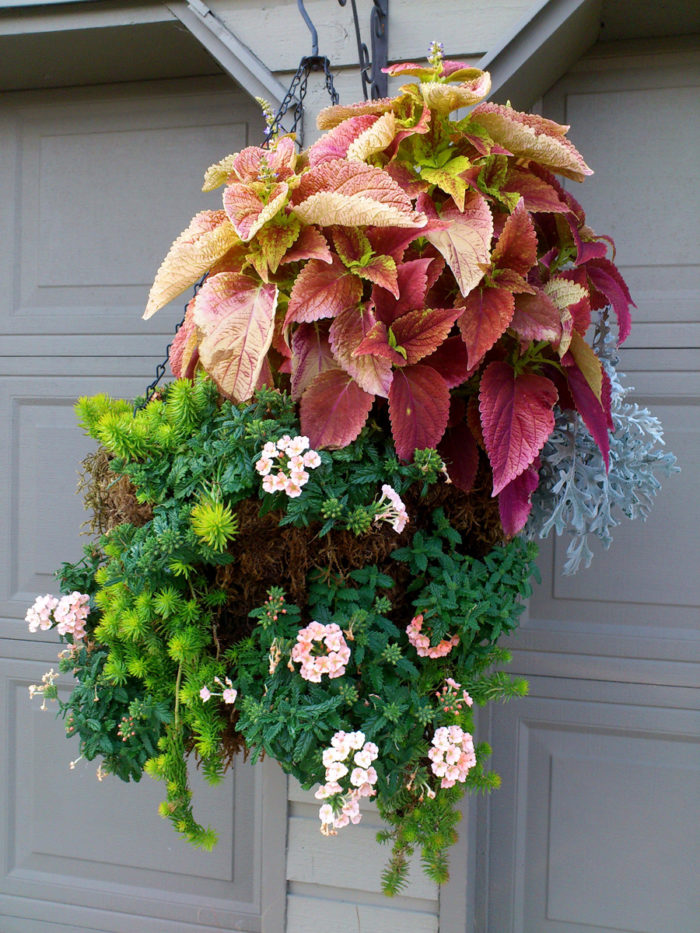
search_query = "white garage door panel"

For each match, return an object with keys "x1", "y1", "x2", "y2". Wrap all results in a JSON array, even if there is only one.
[{"x1": 0, "y1": 77, "x2": 264, "y2": 348}]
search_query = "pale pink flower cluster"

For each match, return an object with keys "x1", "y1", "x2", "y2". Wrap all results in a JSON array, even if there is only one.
[
  {"x1": 256, "y1": 435, "x2": 321, "y2": 498},
  {"x1": 406, "y1": 614, "x2": 459, "y2": 659},
  {"x1": 373, "y1": 484, "x2": 409, "y2": 533},
  {"x1": 200, "y1": 675, "x2": 237, "y2": 705},
  {"x1": 315, "y1": 730, "x2": 379, "y2": 833},
  {"x1": 436, "y1": 677, "x2": 473, "y2": 714},
  {"x1": 428, "y1": 725, "x2": 476, "y2": 788},
  {"x1": 26, "y1": 591, "x2": 90, "y2": 641},
  {"x1": 291, "y1": 621, "x2": 351, "y2": 682}
]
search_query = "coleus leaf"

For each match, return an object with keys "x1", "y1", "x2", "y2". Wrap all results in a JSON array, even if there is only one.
[
  {"x1": 280, "y1": 225, "x2": 332, "y2": 265},
  {"x1": 563, "y1": 355, "x2": 611, "y2": 468},
  {"x1": 329, "y1": 303, "x2": 393, "y2": 397},
  {"x1": 511, "y1": 289, "x2": 562, "y2": 346},
  {"x1": 479, "y1": 361, "x2": 557, "y2": 495},
  {"x1": 317, "y1": 97, "x2": 397, "y2": 130},
  {"x1": 420, "y1": 156, "x2": 471, "y2": 211},
  {"x1": 347, "y1": 111, "x2": 398, "y2": 162},
  {"x1": 558, "y1": 268, "x2": 591, "y2": 334},
  {"x1": 252, "y1": 216, "x2": 301, "y2": 277},
  {"x1": 492, "y1": 198, "x2": 538, "y2": 277},
  {"x1": 498, "y1": 464, "x2": 540, "y2": 536},
  {"x1": 308, "y1": 114, "x2": 380, "y2": 166},
  {"x1": 458, "y1": 286, "x2": 515, "y2": 369},
  {"x1": 438, "y1": 422, "x2": 479, "y2": 493},
  {"x1": 585, "y1": 257, "x2": 634, "y2": 344},
  {"x1": 470, "y1": 103, "x2": 593, "y2": 183},
  {"x1": 143, "y1": 210, "x2": 238, "y2": 319},
  {"x1": 223, "y1": 181, "x2": 289, "y2": 242},
  {"x1": 390, "y1": 306, "x2": 464, "y2": 365},
  {"x1": 285, "y1": 255, "x2": 362, "y2": 327},
  {"x1": 300, "y1": 370, "x2": 375, "y2": 448},
  {"x1": 291, "y1": 159, "x2": 427, "y2": 228},
  {"x1": 567, "y1": 330, "x2": 603, "y2": 402},
  {"x1": 418, "y1": 72, "x2": 491, "y2": 114},
  {"x1": 168, "y1": 298, "x2": 199, "y2": 379},
  {"x1": 541, "y1": 275, "x2": 588, "y2": 356},
  {"x1": 422, "y1": 336, "x2": 471, "y2": 388},
  {"x1": 290, "y1": 322, "x2": 336, "y2": 401},
  {"x1": 202, "y1": 137, "x2": 297, "y2": 190},
  {"x1": 331, "y1": 227, "x2": 398, "y2": 295},
  {"x1": 366, "y1": 224, "x2": 435, "y2": 263},
  {"x1": 194, "y1": 273, "x2": 277, "y2": 403},
  {"x1": 354, "y1": 320, "x2": 406, "y2": 367},
  {"x1": 500, "y1": 167, "x2": 571, "y2": 213},
  {"x1": 418, "y1": 190, "x2": 493, "y2": 297},
  {"x1": 388, "y1": 365, "x2": 451, "y2": 460},
  {"x1": 373, "y1": 257, "x2": 434, "y2": 324}
]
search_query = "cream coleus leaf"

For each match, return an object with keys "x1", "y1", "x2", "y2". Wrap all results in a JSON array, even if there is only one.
[
  {"x1": 223, "y1": 181, "x2": 289, "y2": 242},
  {"x1": 346, "y1": 112, "x2": 398, "y2": 162},
  {"x1": 291, "y1": 160, "x2": 427, "y2": 229},
  {"x1": 316, "y1": 97, "x2": 397, "y2": 130},
  {"x1": 143, "y1": 210, "x2": 239, "y2": 320},
  {"x1": 567, "y1": 330, "x2": 603, "y2": 402},
  {"x1": 542, "y1": 276, "x2": 588, "y2": 357},
  {"x1": 470, "y1": 103, "x2": 593, "y2": 183},
  {"x1": 419, "y1": 190, "x2": 493, "y2": 297},
  {"x1": 419, "y1": 72, "x2": 491, "y2": 114},
  {"x1": 193, "y1": 273, "x2": 277, "y2": 403}
]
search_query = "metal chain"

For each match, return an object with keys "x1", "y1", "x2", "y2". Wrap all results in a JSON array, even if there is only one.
[{"x1": 135, "y1": 48, "x2": 339, "y2": 413}]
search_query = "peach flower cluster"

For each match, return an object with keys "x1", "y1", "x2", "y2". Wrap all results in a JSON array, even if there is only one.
[
  {"x1": 436, "y1": 677, "x2": 473, "y2": 714},
  {"x1": 428, "y1": 725, "x2": 476, "y2": 789},
  {"x1": 373, "y1": 484, "x2": 409, "y2": 533},
  {"x1": 315, "y1": 730, "x2": 379, "y2": 833},
  {"x1": 26, "y1": 591, "x2": 90, "y2": 641},
  {"x1": 200, "y1": 674, "x2": 237, "y2": 705},
  {"x1": 291, "y1": 622, "x2": 351, "y2": 682},
  {"x1": 256, "y1": 434, "x2": 321, "y2": 498},
  {"x1": 406, "y1": 613, "x2": 459, "y2": 658}
]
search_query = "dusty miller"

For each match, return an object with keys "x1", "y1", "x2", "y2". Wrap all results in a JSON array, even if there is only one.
[{"x1": 526, "y1": 314, "x2": 679, "y2": 574}]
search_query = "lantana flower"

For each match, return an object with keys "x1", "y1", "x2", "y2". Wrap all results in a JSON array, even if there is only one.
[
  {"x1": 199, "y1": 675, "x2": 237, "y2": 705},
  {"x1": 291, "y1": 622, "x2": 351, "y2": 682},
  {"x1": 256, "y1": 435, "x2": 321, "y2": 499},
  {"x1": 373, "y1": 484, "x2": 409, "y2": 533},
  {"x1": 315, "y1": 730, "x2": 379, "y2": 833},
  {"x1": 26, "y1": 591, "x2": 90, "y2": 641},
  {"x1": 428, "y1": 725, "x2": 476, "y2": 788},
  {"x1": 406, "y1": 613, "x2": 459, "y2": 658}
]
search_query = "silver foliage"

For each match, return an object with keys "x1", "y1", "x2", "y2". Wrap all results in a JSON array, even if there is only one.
[{"x1": 526, "y1": 315, "x2": 679, "y2": 574}]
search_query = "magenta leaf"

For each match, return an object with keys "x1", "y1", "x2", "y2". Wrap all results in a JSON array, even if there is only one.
[
  {"x1": 388, "y1": 365, "x2": 451, "y2": 460},
  {"x1": 169, "y1": 298, "x2": 198, "y2": 379},
  {"x1": 501, "y1": 168, "x2": 571, "y2": 213},
  {"x1": 498, "y1": 465, "x2": 540, "y2": 536},
  {"x1": 479, "y1": 361, "x2": 558, "y2": 495},
  {"x1": 585, "y1": 257, "x2": 634, "y2": 344},
  {"x1": 329, "y1": 305, "x2": 393, "y2": 396},
  {"x1": 300, "y1": 370, "x2": 374, "y2": 449},
  {"x1": 372, "y1": 257, "x2": 434, "y2": 324},
  {"x1": 290, "y1": 323, "x2": 336, "y2": 401},
  {"x1": 563, "y1": 357, "x2": 611, "y2": 469},
  {"x1": 355, "y1": 320, "x2": 406, "y2": 366},
  {"x1": 438, "y1": 422, "x2": 479, "y2": 493},
  {"x1": 280, "y1": 225, "x2": 332, "y2": 265},
  {"x1": 308, "y1": 114, "x2": 380, "y2": 165},
  {"x1": 422, "y1": 336, "x2": 471, "y2": 388},
  {"x1": 285, "y1": 255, "x2": 362, "y2": 326},
  {"x1": 458, "y1": 287, "x2": 515, "y2": 369}
]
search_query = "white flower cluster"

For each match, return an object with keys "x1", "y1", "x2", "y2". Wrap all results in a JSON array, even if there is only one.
[
  {"x1": 26, "y1": 591, "x2": 90, "y2": 641},
  {"x1": 291, "y1": 621, "x2": 351, "y2": 682},
  {"x1": 373, "y1": 484, "x2": 409, "y2": 533},
  {"x1": 256, "y1": 435, "x2": 321, "y2": 498},
  {"x1": 428, "y1": 725, "x2": 476, "y2": 789},
  {"x1": 315, "y1": 730, "x2": 379, "y2": 833}
]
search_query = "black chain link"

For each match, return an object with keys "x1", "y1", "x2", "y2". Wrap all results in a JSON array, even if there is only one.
[{"x1": 135, "y1": 50, "x2": 339, "y2": 413}]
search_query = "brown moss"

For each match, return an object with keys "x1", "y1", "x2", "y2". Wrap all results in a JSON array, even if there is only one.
[{"x1": 77, "y1": 447, "x2": 153, "y2": 536}]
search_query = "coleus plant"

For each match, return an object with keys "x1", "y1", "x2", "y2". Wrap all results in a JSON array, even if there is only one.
[{"x1": 144, "y1": 43, "x2": 632, "y2": 536}]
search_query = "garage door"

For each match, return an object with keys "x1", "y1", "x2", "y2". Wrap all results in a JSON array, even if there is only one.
[
  {"x1": 0, "y1": 75, "x2": 287, "y2": 932},
  {"x1": 478, "y1": 41, "x2": 700, "y2": 933}
]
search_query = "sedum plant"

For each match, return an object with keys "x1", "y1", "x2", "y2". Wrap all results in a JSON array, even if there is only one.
[{"x1": 27, "y1": 43, "x2": 675, "y2": 894}]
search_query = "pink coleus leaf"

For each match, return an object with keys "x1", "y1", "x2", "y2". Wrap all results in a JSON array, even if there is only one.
[
  {"x1": 366, "y1": 224, "x2": 433, "y2": 262},
  {"x1": 194, "y1": 273, "x2": 278, "y2": 403},
  {"x1": 143, "y1": 210, "x2": 238, "y2": 319},
  {"x1": 558, "y1": 267, "x2": 592, "y2": 334},
  {"x1": 563, "y1": 356, "x2": 611, "y2": 469},
  {"x1": 203, "y1": 137, "x2": 297, "y2": 190},
  {"x1": 329, "y1": 304, "x2": 393, "y2": 397},
  {"x1": 223, "y1": 181, "x2": 289, "y2": 242},
  {"x1": 389, "y1": 365, "x2": 451, "y2": 460},
  {"x1": 422, "y1": 336, "x2": 471, "y2": 388},
  {"x1": 391, "y1": 306, "x2": 464, "y2": 365},
  {"x1": 355, "y1": 320, "x2": 406, "y2": 367},
  {"x1": 169, "y1": 298, "x2": 199, "y2": 379},
  {"x1": 285, "y1": 255, "x2": 362, "y2": 327},
  {"x1": 470, "y1": 102, "x2": 593, "y2": 183},
  {"x1": 280, "y1": 225, "x2": 332, "y2": 265},
  {"x1": 291, "y1": 159, "x2": 427, "y2": 228},
  {"x1": 330, "y1": 225, "x2": 399, "y2": 294},
  {"x1": 501, "y1": 167, "x2": 571, "y2": 213},
  {"x1": 498, "y1": 464, "x2": 540, "y2": 536},
  {"x1": 479, "y1": 361, "x2": 558, "y2": 495},
  {"x1": 585, "y1": 257, "x2": 634, "y2": 344},
  {"x1": 492, "y1": 199, "x2": 538, "y2": 276},
  {"x1": 458, "y1": 286, "x2": 515, "y2": 369},
  {"x1": 290, "y1": 322, "x2": 336, "y2": 401},
  {"x1": 347, "y1": 111, "x2": 398, "y2": 162},
  {"x1": 308, "y1": 114, "x2": 380, "y2": 166},
  {"x1": 511, "y1": 289, "x2": 563, "y2": 346},
  {"x1": 254, "y1": 216, "x2": 301, "y2": 276},
  {"x1": 300, "y1": 370, "x2": 375, "y2": 449},
  {"x1": 372, "y1": 257, "x2": 434, "y2": 324},
  {"x1": 418, "y1": 190, "x2": 493, "y2": 297},
  {"x1": 438, "y1": 422, "x2": 479, "y2": 493},
  {"x1": 317, "y1": 97, "x2": 397, "y2": 130},
  {"x1": 331, "y1": 226, "x2": 370, "y2": 265}
]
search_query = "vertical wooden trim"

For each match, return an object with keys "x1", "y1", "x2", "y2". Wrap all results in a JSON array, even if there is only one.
[{"x1": 260, "y1": 758, "x2": 289, "y2": 933}]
